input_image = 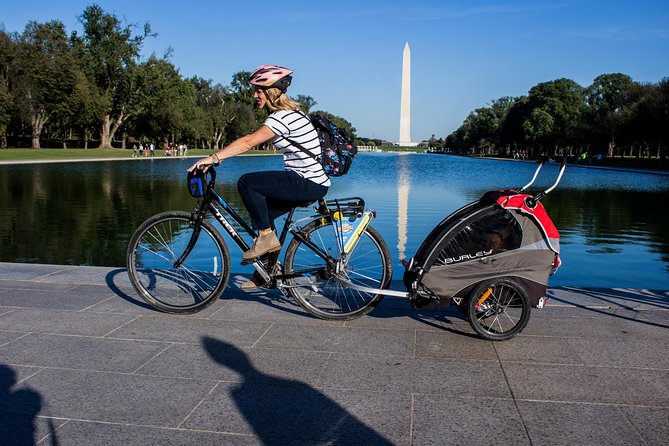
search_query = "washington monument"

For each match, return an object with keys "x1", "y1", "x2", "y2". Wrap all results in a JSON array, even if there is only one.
[{"x1": 398, "y1": 42, "x2": 415, "y2": 146}]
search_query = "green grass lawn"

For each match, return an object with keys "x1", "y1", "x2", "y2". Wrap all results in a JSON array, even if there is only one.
[
  {"x1": 0, "y1": 148, "x2": 274, "y2": 161},
  {"x1": 0, "y1": 146, "x2": 425, "y2": 162}
]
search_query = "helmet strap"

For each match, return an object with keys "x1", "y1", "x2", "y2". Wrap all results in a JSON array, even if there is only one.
[{"x1": 262, "y1": 89, "x2": 282, "y2": 109}]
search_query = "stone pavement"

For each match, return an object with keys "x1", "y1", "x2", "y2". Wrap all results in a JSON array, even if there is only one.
[{"x1": 0, "y1": 262, "x2": 667, "y2": 445}]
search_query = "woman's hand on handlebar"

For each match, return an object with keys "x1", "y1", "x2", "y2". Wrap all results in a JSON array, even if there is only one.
[
  {"x1": 188, "y1": 158, "x2": 210, "y2": 172},
  {"x1": 188, "y1": 154, "x2": 219, "y2": 172}
]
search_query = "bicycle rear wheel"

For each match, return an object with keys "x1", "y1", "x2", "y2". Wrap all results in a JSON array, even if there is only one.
[
  {"x1": 126, "y1": 211, "x2": 230, "y2": 313},
  {"x1": 467, "y1": 277, "x2": 530, "y2": 340},
  {"x1": 283, "y1": 219, "x2": 392, "y2": 320}
]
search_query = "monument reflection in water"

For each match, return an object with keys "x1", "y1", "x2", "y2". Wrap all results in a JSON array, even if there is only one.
[{"x1": 1, "y1": 153, "x2": 668, "y2": 289}]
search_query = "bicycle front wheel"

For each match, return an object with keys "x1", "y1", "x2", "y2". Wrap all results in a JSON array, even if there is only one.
[
  {"x1": 284, "y1": 219, "x2": 392, "y2": 320},
  {"x1": 126, "y1": 211, "x2": 230, "y2": 313}
]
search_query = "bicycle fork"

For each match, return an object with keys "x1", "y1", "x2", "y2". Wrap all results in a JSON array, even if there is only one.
[{"x1": 173, "y1": 205, "x2": 209, "y2": 268}]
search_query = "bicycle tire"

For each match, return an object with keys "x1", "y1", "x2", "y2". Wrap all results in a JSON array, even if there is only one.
[
  {"x1": 467, "y1": 277, "x2": 530, "y2": 340},
  {"x1": 126, "y1": 211, "x2": 230, "y2": 313},
  {"x1": 283, "y1": 219, "x2": 392, "y2": 320}
]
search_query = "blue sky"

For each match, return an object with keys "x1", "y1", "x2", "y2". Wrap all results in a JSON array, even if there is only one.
[{"x1": 2, "y1": 0, "x2": 668, "y2": 142}]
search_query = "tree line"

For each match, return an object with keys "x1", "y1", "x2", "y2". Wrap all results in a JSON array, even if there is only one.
[
  {"x1": 0, "y1": 4, "x2": 357, "y2": 150},
  {"x1": 2, "y1": 4, "x2": 666, "y2": 156},
  {"x1": 439, "y1": 74, "x2": 668, "y2": 161}
]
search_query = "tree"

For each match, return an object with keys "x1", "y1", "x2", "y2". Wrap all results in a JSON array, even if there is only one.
[
  {"x1": 188, "y1": 76, "x2": 237, "y2": 149},
  {"x1": 498, "y1": 96, "x2": 529, "y2": 153},
  {"x1": 11, "y1": 20, "x2": 77, "y2": 148},
  {"x1": 76, "y1": 4, "x2": 153, "y2": 148},
  {"x1": 584, "y1": 73, "x2": 636, "y2": 156},
  {"x1": 522, "y1": 108, "x2": 555, "y2": 150},
  {"x1": 130, "y1": 56, "x2": 194, "y2": 146},
  {"x1": 427, "y1": 138, "x2": 442, "y2": 149},
  {"x1": 618, "y1": 79, "x2": 669, "y2": 160},
  {"x1": 296, "y1": 94, "x2": 317, "y2": 114},
  {"x1": 654, "y1": 78, "x2": 669, "y2": 160},
  {"x1": 229, "y1": 71, "x2": 253, "y2": 103},
  {"x1": 225, "y1": 102, "x2": 257, "y2": 143},
  {"x1": 0, "y1": 29, "x2": 16, "y2": 147},
  {"x1": 228, "y1": 70, "x2": 268, "y2": 127},
  {"x1": 463, "y1": 107, "x2": 498, "y2": 151},
  {"x1": 525, "y1": 78, "x2": 585, "y2": 155},
  {"x1": 311, "y1": 110, "x2": 357, "y2": 140}
]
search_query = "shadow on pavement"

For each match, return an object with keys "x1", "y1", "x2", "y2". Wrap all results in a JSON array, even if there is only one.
[
  {"x1": 549, "y1": 287, "x2": 669, "y2": 329},
  {"x1": 106, "y1": 267, "x2": 316, "y2": 318},
  {"x1": 0, "y1": 364, "x2": 59, "y2": 446},
  {"x1": 202, "y1": 337, "x2": 394, "y2": 445},
  {"x1": 104, "y1": 268, "x2": 157, "y2": 311}
]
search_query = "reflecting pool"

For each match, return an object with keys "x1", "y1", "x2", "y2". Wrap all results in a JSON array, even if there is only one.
[{"x1": 1, "y1": 153, "x2": 668, "y2": 289}]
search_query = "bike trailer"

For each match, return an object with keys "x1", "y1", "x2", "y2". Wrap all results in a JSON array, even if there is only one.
[{"x1": 403, "y1": 158, "x2": 565, "y2": 312}]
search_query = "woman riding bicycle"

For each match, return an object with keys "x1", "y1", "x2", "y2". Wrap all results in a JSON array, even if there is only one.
[{"x1": 189, "y1": 65, "x2": 329, "y2": 288}]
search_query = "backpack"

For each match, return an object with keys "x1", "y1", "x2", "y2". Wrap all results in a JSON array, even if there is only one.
[{"x1": 288, "y1": 113, "x2": 358, "y2": 177}]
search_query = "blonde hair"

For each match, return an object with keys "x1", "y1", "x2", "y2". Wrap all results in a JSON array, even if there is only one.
[{"x1": 263, "y1": 88, "x2": 302, "y2": 112}]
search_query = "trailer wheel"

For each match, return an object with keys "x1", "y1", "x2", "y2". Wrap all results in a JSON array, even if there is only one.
[{"x1": 467, "y1": 278, "x2": 530, "y2": 340}]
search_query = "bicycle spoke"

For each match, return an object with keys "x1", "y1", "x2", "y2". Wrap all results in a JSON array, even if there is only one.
[
  {"x1": 127, "y1": 212, "x2": 230, "y2": 313},
  {"x1": 468, "y1": 280, "x2": 530, "y2": 340},
  {"x1": 284, "y1": 220, "x2": 391, "y2": 320}
]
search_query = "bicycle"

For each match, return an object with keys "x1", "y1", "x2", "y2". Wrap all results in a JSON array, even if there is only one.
[
  {"x1": 126, "y1": 166, "x2": 392, "y2": 320},
  {"x1": 127, "y1": 157, "x2": 565, "y2": 341}
]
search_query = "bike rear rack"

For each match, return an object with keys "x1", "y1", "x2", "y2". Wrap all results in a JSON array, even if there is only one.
[{"x1": 317, "y1": 197, "x2": 365, "y2": 218}]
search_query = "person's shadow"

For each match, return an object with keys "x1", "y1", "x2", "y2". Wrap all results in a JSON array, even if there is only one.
[
  {"x1": 0, "y1": 364, "x2": 56, "y2": 446},
  {"x1": 202, "y1": 337, "x2": 394, "y2": 445}
]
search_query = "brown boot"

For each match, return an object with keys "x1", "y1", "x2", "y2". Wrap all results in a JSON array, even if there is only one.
[
  {"x1": 242, "y1": 231, "x2": 281, "y2": 261},
  {"x1": 240, "y1": 280, "x2": 258, "y2": 290},
  {"x1": 240, "y1": 272, "x2": 265, "y2": 290}
]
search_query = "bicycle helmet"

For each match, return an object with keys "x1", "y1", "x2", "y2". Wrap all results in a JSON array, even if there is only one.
[
  {"x1": 249, "y1": 64, "x2": 293, "y2": 92},
  {"x1": 187, "y1": 168, "x2": 207, "y2": 198}
]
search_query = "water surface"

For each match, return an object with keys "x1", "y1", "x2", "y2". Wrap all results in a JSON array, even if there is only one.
[{"x1": 1, "y1": 153, "x2": 668, "y2": 289}]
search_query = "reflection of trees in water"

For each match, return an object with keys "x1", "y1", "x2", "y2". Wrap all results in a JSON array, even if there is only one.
[
  {"x1": 1, "y1": 158, "x2": 669, "y2": 271},
  {"x1": 0, "y1": 161, "x2": 251, "y2": 266},
  {"x1": 543, "y1": 188, "x2": 669, "y2": 262}
]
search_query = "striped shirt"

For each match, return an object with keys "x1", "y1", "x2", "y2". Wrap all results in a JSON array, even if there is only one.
[{"x1": 264, "y1": 110, "x2": 331, "y2": 187}]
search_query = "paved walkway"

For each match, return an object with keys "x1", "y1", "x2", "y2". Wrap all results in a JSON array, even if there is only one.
[{"x1": 0, "y1": 262, "x2": 667, "y2": 445}]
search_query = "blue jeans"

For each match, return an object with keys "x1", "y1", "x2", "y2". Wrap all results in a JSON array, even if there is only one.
[{"x1": 237, "y1": 170, "x2": 329, "y2": 231}]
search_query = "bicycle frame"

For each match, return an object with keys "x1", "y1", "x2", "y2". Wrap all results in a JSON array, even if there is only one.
[{"x1": 175, "y1": 167, "x2": 368, "y2": 286}]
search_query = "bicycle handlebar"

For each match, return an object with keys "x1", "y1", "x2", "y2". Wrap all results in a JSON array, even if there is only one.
[{"x1": 198, "y1": 164, "x2": 217, "y2": 193}]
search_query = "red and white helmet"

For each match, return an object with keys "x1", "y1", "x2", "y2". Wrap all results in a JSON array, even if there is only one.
[{"x1": 249, "y1": 64, "x2": 293, "y2": 92}]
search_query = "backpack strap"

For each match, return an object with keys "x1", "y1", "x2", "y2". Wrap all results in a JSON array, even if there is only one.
[
  {"x1": 285, "y1": 137, "x2": 319, "y2": 162},
  {"x1": 282, "y1": 111, "x2": 322, "y2": 165}
]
